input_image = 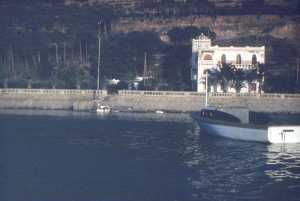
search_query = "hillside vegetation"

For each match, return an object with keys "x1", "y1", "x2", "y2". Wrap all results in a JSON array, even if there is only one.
[{"x1": 0, "y1": 0, "x2": 299, "y2": 92}]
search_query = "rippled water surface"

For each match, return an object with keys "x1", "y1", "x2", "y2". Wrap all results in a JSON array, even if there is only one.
[{"x1": 0, "y1": 110, "x2": 300, "y2": 201}]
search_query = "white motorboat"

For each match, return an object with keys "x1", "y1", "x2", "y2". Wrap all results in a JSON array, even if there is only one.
[
  {"x1": 192, "y1": 72, "x2": 300, "y2": 144},
  {"x1": 192, "y1": 108, "x2": 300, "y2": 144}
]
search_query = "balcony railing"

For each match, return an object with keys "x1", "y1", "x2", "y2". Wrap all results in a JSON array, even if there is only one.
[{"x1": 234, "y1": 64, "x2": 255, "y2": 69}]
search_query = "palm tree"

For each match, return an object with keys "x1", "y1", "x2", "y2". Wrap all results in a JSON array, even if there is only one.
[
  {"x1": 206, "y1": 64, "x2": 235, "y2": 92},
  {"x1": 256, "y1": 63, "x2": 267, "y2": 92},
  {"x1": 218, "y1": 63, "x2": 234, "y2": 92},
  {"x1": 207, "y1": 63, "x2": 266, "y2": 93},
  {"x1": 231, "y1": 67, "x2": 246, "y2": 93},
  {"x1": 206, "y1": 68, "x2": 220, "y2": 92}
]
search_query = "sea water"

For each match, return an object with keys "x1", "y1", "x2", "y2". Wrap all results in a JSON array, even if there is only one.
[{"x1": 0, "y1": 110, "x2": 300, "y2": 201}]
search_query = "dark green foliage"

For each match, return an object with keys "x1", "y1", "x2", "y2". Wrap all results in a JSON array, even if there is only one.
[
  {"x1": 101, "y1": 31, "x2": 165, "y2": 80},
  {"x1": 263, "y1": 64, "x2": 299, "y2": 93},
  {"x1": 218, "y1": 64, "x2": 234, "y2": 92},
  {"x1": 167, "y1": 26, "x2": 216, "y2": 44},
  {"x1": 0, "y1": 1, "x2": 117, "y2": 89},
  {"x1": 231, "y1": 68, "x2": 246, "y2": 93},
  {"x1": 207, "y1": 64, "x2": 260, "y2": 92},
  {"x1": 0, "y1": 1, "x2": 298, "y2": 92},
  {"x1": 161, "y1": 44, "x2": 191, "y2": 90},
  {"x1": 55, "y1": 64, "x2": 93, "y2": 89}
]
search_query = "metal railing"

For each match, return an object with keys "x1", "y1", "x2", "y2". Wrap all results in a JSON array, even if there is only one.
[
  {"x1": 1, "y1": 88, "x2": 300, "y2": 99},
  {"x1": 118, "y1": 90, "x2": 300, "y2": 99},
  {"x1": 0, "y1": 88, "x2": 107, "y2": 95}
]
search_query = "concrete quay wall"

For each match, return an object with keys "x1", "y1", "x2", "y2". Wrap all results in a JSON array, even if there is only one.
[
  {"x1": 104, "y1": 91, "x2": 300, "y2": 113},
  {"x1": 1, "y1": 89, "x2": 300, "y2": 113},
  {"x1": 0, "y1": 89, "x2": 104, "y2": 110}
]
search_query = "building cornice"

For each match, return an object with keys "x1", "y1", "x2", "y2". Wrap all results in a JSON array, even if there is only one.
[{"x1": 211, "y1": 45, "x2": 265, "y2": 51}]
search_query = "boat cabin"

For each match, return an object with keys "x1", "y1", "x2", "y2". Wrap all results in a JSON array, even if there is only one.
[{"x1": 200, "y1": 109, "x2": 241, "y2": 123}]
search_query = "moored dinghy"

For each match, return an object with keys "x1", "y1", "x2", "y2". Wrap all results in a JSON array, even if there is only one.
[
  {"x1": 96, "y1": 103, "x2": 112, "y2": 114},
  {"x1": 155, "y1": 110, "x2": 164, "y2": 114}
]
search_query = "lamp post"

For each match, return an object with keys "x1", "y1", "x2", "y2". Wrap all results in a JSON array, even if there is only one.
[
  {"x1": 53, "y1": 43, "x2": 58, "y2": 64},
  {"x1": 297, "y1": 57, "x2": 300, "y2": 89},
  {"x1": 97, "y1": 21, "x2": 102, "y2": 91},
  {"x1": 143, "y1": 52, "x2": 147, "y2": 89},
  {"x1": 205, "y1": 71, "x2": 208, "y2": 107}
]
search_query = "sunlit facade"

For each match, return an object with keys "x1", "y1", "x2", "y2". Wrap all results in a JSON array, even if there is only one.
[{"x1": 191, "y1": 34, "x2": 265, "y2": 93}]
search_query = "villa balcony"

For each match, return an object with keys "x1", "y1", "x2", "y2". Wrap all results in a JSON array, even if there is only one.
[{"x1": 234, "y1": 64, "x2": 256, "y2": 69}]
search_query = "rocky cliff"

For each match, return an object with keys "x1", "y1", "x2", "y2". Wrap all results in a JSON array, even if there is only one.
[
  {"x1": 65, "y1": 0, "x2": 299, "y2": 9},
  {"x1": 64, "y1": 0, "x2": 299, "y2": 41},
  {"x1": 111, "y1": 15, "x2": 300, "y2": 41}
]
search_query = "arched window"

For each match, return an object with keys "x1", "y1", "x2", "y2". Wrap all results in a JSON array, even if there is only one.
[
  {"x1": 221, "y1": 54, "x2": 226, "y2": 65},
  {"x1": 236, "y1": 54, "x2": 241, "y2": 65},
  {"x1": 252, "y1": 54, "x2": 257, "y2": 65},
  {"x1": 203, "y1": 54, "x2": 212, "y2": 60}
]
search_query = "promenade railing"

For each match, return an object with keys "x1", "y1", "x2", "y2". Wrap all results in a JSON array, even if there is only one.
[
  {"x1": 118, "y1": 90, "x2": 300, "y2": 99},
  {"x1": 0, "y1": 88, "x2": 107, "y2": 95},
  {"x1": 1, "y1": 88, "x2": 300, "y2": 99}
]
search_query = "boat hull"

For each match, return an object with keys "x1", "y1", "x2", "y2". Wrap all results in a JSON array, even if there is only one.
[
  {"x1": 195, "y1": 118, "x2": 300, "y2": 144},
  {"x1": 197, "y1": 119, "x2": 268, "y2": 143},
  {"x1": 268, "y1": 126, "x2": 300, "y2": 143}
]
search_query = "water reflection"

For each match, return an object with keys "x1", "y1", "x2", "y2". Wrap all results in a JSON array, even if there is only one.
[
  {"x1": 0, "y1": 111, "x2": 193, "y2": 201},
  {"x1": 183, "y1": 139, "x2": 266, "y2": 200},
  {"x1": 1, "y1": 110, "x2": 299, "y2": 201},
  {"x1": 0, "y1": 109, "x2": 192, "y2": 123},
  {"x1": 265, "y1": 144, "x2": 300, "y2": 181},
  {"x1": 183, "y1": 124, "x2": 300, "y2": 201}
]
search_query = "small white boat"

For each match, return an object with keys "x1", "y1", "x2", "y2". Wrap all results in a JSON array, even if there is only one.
[
  {"x1": 155, "y1": 110, "x2": 164, "y2": 114},
  {"x1": 192, "y1": 108, "x2": 300, "y2": 144},
  {"x1": 96, "y1": 104, "x2": 112, "y2": 113}
]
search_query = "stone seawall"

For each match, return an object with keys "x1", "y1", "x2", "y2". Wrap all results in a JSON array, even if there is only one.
[
  {"x1": 102, "y1": 91, "x2": 300, "y2": 113},
  {"x1": 0, "y1": 89, "x2": 104, "y2": 111},
  {"x1": 1, "y1": 89, "x2": 300, "y2": 113}
]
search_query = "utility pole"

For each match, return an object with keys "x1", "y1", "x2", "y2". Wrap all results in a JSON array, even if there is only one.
[
  {"x1": 297, "y1": 57, "x2": 300, "y2": 89},
  {"x1": 63, "y1": 42, "x2": 66, "y2": 64},
  {"x1": 85, "y1": 42, "x2": 88, "y2": 63},
  {"x1": 54, "y1": 43, "x2": 58, "y2": 64},
  {"x1": 79, "y1": 41, "x2": 83, "y2": 64},
  {"x1": 97, "y1": 21, "x2": 101, "y2": 91},
  {"x1": 143, "y1": 52, "x2": 148, "y2": 89},
  {"x1": 10, "y1": 45, "x2": 16, "y2": 78}
]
